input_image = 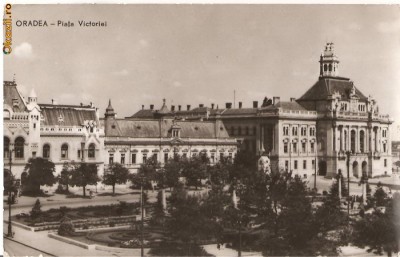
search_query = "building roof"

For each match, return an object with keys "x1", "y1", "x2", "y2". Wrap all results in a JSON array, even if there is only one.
[
  {"x1": 4, "y1": 81, "x2": 27, "y2": 112},
  {"x1": 298, "y1": 77, "x2": 367, "y2": 102},
  {"x1": 103, "y1": 119, "x2": 230, "y2": 139},
  {"x1": 40, "y1": 104, "x2": 97, "y2": 126}
]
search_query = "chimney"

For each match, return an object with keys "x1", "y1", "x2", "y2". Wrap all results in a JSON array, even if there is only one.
[
  {"x1": 52, "y1": 99, "x2": 54, "y2": 105},
  {"x1": 211, "y1": 103, "x2": 215, "y2": 109},
  {"x1": 150, "y1": 104, "x2": 154, "y2": 110},
  {"x1": 187, "y1": 105, "x2": 191, "y2": 111},
  {"x1": 171, "y1": 105, "x2": 175, "y2": 111},
  {"x1": 273, "y1": 97, "x2": 280, "y2": 105},
  {"x1": 239, "y1": 102, "x2": 242, "y2": 109},
  {"x1": 142, "y1": 105, "x2": 144, "y2": 110},
  {"x1": 290, "y1": 97, "x2": 296, "y2": 102},
  {"x1": 253, "y1": 101, "x2": 258, "y2": 108},
  {"x1": 199, "y1": 104, "x2": 204, "y2": 108},
  {"x1": 226, "y1": 102, "x2": 232, "y2": 109},
  {"x1": 178, "y1": 105, "x2": 182, "y2": 111}
]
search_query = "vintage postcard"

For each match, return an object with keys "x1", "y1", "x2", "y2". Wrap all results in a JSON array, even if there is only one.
[{"x1": 3, "y1": 3, "x2": 400, "y2": 257}]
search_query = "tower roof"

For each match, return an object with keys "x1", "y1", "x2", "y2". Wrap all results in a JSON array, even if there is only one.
[
  {"x1": 29, "y1": 88, "x2": 37, "y2": 98},
  {"x1": 105, "y1": 99, "x2": 116, "y2": 117},
  {"x1": 158, "y1": 98, "x2": 169, "y2": 114}
]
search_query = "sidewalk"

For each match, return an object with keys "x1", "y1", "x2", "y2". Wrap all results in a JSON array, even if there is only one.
[
  {"x1": 203, "y1": 244, "x2": 262, "y2": 257},
  {"x1": 3, "y1": 223, "x2": 149, "y2": 256}
]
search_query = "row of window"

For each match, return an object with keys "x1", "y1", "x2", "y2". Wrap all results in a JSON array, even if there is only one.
[
  {"x1": 285, "y1": 159, "x2": 315, "y2": 170},
  {"x1": 230, "y1": 126, "x2": 257, "y2": 136},
  {"x1": 283, "y1": 126, "x2": 315, "y2": 137},
  {"x1": 283, "y1": 141, "x2": 315, "y2": 154},
  {"x1": 109, "y1": 152, "x2": 234, "y2": 165},
  {"x1": 42, "y1": 143, "x2": 97, "y2": 159},
  {"x1": 4, "y1": 137, "x2": 25, "y2": 158}
]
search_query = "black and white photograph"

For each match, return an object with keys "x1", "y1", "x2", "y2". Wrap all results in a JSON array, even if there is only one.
[{"x1": 3, "y1": 3, "x2": 400, "y2": 256}]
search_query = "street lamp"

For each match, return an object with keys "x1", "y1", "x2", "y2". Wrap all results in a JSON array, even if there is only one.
[
  {"x1": 7, "y1": 147, "x2": 15, "y2": 238},
  {"x1": 140, "y1": 175, "x2": 145, "y2": 257},
  {"x1": 346, "y1": 151, "x2": 351, "y2": 216}
]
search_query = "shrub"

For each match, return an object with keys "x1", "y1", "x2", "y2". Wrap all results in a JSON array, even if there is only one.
[
  {"x1": 109, "y1": 221, "x2": 115, "y2": 227},
  {"x1": 322, "y1": 190, "x2": 328, "y2": 196},
  {"x1": 58, "y1": 216, "x2": 75, "y2": 236},
  {"x1": 30, "y1": 199, "x2": 42, "y2": 220}
]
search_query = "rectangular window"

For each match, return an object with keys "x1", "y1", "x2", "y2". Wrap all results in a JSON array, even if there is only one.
[
  {"x1": 132, "y1": 153, "x2": 136, "y2": 164},
  {"x1": 310, "y1": 142, "x2": 315, "y2": 152},
  {"x1": 142, "y1": 154, "x2": 147, "y2": 163},
  {"x1": 229, "y1": 153, "x2": 233, "y2": 160},
  {"x1": 220, "y1": 152, "x2": 224, "y2": 160},
  {"x1": 121, "y1": 153, "x2": 125, "y2": 164},
  {"x1": 312, "y1": 160, "x2": 315, "y2": 169},
  {"x1": 77, "y1": 150, "x2": 81, "y2": 159},
  {"x1": 164, "y1": 153, "x2": 169, "y2": 163},
  {"x1": 33, "y1": 123, "x2": 36, "y2": 129},
  {"x1": 284, "y1": 142, "x2": 288, "y2": 153},
  {"x1": 384, "y1": 159, "x2": 387, "y2": 167},
  {"x1": 294, "y1": 160, "x2": 298, "y2": 170},
  {"x1": 211, "y1": 153, "x2": 215, "y2": 163},
  {"x1": 109, "y1": 153, "x2": 114, "y2": 164},
  {"x1": 285, "y1": 160, "x2": 289, "y2": 171},
  {"x1": 303, "y1": 160, "x2": 307, "y2": 169},
  {"x1": 283, "y1": 126, "x2": 289, "y2": 136},
  {"x1": 182, "y1": 153, "x2": 187, "y2": 158},
  {"x1": 32, "y1": 151, "x2": 36, "y2": 158}
]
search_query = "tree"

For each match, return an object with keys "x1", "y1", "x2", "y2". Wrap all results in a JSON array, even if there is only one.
[
  {"x1": 103, "y1": 162, "x2": 129, "y2": 195},
  {"x1": 167, "y1": 187, "x2": 217, "y2": 253},
  {"x1": 315, "y1": 179, "x2": 347, "y2": 233},
  {"x1": 352, "y1": 193, "x2": 400, "y2": 256},
  {"x1": 58, "y1": 161, "x2": 75, "y2": 193},
  {"x1": 162, "y1": 156, "x2": 184, "y2": 191},
  {"x1": 373, "y1": 183, "x2": 388, "y2": 207},
  {"x1": 182, "y1": 155, "x2": 209, "y2": 190},
  {"x1": 4, "y1": 169, "x2": 17, "y2": 195},
  {"x1": 69, "y1": 163, "x2": 99, "y2": 197},
  {"x1": 279, "y1": 176, "x2": 316, "y2": 248},
  {"x1": 131, "y1": 155, "x2": 161, "y2": 190},
  {"x1": 23, "y1": 158, "x2": 56, "y2": 194}
]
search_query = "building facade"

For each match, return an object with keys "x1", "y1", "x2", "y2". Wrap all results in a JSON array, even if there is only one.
[
  {"x1": 129, "y1": 43, "x2": 393, "y2": 178},
  {"x1": 3, "y1": 81, "x2": 105, "y2": 180},
  {"x1": 3, "y1": 43, "x2": 393, "y2": 180},
  {"x1": 102, "y1": 100, "x2": 238, "y2": 173}
]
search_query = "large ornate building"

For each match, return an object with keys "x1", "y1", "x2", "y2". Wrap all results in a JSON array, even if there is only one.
[
  {"x1": 3, "y1": 81, "x2": 105, "y2": 180},
  {"x1": 129, "y1": 43, "x2": 393, "y2": 178},
  {"x1": 3, "y1": 43, "x2": 393, "y2": 180}
]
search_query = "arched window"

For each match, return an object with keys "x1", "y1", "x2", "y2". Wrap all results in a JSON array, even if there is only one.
[
  {"x1": 4, "y1": 137, "x2": 10, "y2": 159},
  {"x1": 351, "y1": 130, "x2": 356, "y2": 153},
  {"x1": 329, "y1": 64, "x2": 332, "y2": 72},
  {"x1": 43, "y1": 144, "x2": 50, "y2": 158},
  {"x1": 324, "y1": 64, "x2": 327, "y2": 72},
  {"x1": 88, "y1": 143, "x2": 96, "y2": 158},
  {"x1": 360, "y1": 131, "x2": 365, "y2": 153},
  {"x1": 15, "y1": 137, "x2": 25, "y2": 158},
  {"x1": 61, "y1": 144, "x2": 68, "y2": 159}
]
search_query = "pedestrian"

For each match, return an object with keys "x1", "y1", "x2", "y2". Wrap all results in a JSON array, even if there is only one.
[
  {"x1": 217, "y1": 243, "x2": 220, "y2": 250},
  {"x1": 351, "y1": 199, "x2": 354, "y2": 209}
]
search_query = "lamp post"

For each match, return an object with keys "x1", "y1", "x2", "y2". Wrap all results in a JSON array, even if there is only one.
[
  {"x1": 238, "y1": 216, "x2": 242, "y2": 257},
  {"x1": 346, "y1": 151, "x2": 351, "y2": 216},
  {"x1": 140, "y1": 175, "x2": 145, "y2": 257},
  {"x1": 7, "y1": 147, "x2": 15, "y2": 238}
]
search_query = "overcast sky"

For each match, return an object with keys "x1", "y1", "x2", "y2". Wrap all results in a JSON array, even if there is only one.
[{"x1": 4, "y1": 4, "x2": 400, "y2": 138}]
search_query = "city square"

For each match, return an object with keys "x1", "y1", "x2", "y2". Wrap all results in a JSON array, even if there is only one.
[{"x1": 3, "y1": 4, "x2": 400, "y2": 257}]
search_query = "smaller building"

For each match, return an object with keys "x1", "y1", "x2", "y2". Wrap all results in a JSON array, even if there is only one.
[{"x1": 102, "y1": 99, "x2": 238, "y2": 173}]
